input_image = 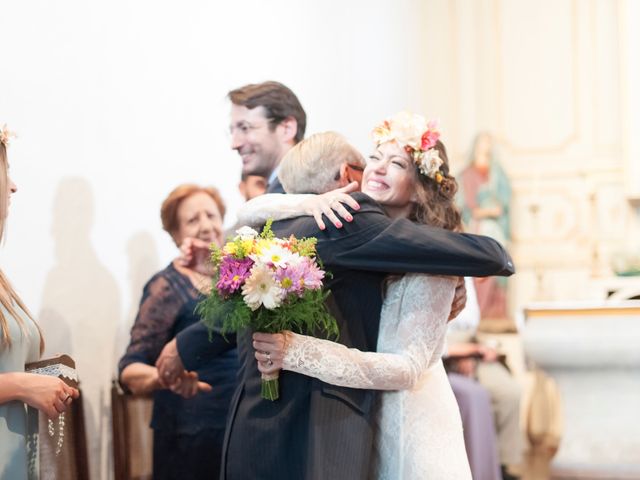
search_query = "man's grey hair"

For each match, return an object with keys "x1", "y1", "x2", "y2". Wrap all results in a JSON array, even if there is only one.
[{"x1": 279, "y1": 131, "x2": 365, "y2": 194}]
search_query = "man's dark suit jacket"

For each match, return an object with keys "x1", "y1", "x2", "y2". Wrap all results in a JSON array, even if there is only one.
[
  {"x1": 177, "y1": 192, "x2": 514, "y2": 480},
  {"x1": 266, "y1": 176, "x2": 285, "y2": 194}
]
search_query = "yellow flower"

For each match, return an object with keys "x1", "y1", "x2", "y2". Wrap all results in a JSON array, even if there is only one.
[
  {"x1": 254, "y1": 238, "x2": 276, "y2": 255},
  {"x1": 241, "y1": 239, "x2": 255, "y2": 254},
  {"x1": 223, "y1": 242, "x2": 237, "y2": 255},
  {"x1": 223, "y1": 239, "x2": 256, "y2": 257}
]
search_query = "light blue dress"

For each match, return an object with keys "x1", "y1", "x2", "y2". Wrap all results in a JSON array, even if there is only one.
[{"x1": 0, "y1": 303, "x2": 41, "y2": 480}]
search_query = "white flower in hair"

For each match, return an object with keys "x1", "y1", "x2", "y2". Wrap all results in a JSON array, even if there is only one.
[
  {"x1": 418, "y1": 148, "x2": 444, "y2": 180},
  {"x1": 388, "y1": 111, "x2": 428, "y2": 151}
]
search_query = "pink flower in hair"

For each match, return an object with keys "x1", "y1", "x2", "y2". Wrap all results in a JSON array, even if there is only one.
[{"x1": 421, "y1": 121, "x2": 440, "y2": 150}]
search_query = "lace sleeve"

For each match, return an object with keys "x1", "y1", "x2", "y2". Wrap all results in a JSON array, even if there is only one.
[
  {"x1": 283, "y1": 275, "x2": 456, "y2": 390},
  {"x1": 119, "y1": 273, "x2": 184, "y2": 370},
  {"x1": 236, "y1": 193, "x2": 313, "y2": 226}
]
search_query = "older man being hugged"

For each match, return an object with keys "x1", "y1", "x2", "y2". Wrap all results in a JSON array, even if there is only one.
[{"x1": 160, "y1": 127, "x2": 514, "y2": 479}]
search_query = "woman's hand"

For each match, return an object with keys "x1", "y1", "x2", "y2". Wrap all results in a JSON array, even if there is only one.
[
  {"x1": 156, "y1": 338, "x2": 186, "y2": 387},
  {"x1": 176, "y1": 237, "x2": 216, "y2": 276},
  {"x1": 121, "y1": 361, "x2": 210, "y2": 398},
  {"x1": 477, "y1": 344, "x2": 498, "y2": 362},
  {"x1": 19, "y1": 373, "x2": 80, "y2": 419},
  {"x1": 300, "y1": 182, "x2": 360, "y2": 230},
  {"x1": 167, "y1": 371, "x2": 212, "y2": 399},
  {"x1": 252, "y1": 331, "x2": 291, "y2": 375}
]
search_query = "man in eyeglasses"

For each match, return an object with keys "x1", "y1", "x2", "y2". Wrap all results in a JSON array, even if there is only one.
[{"x1": 228, "y1": 81, "x2": 307, "y2": 194}]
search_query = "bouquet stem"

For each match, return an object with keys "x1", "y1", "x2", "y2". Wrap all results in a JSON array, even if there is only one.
[{"x1": 261, "y1": 372, "x2": 280, "y2": 401}]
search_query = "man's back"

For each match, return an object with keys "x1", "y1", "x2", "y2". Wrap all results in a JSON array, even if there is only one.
[{"x1": 223, "y1": 198, "x2": 387, "y2": 480}]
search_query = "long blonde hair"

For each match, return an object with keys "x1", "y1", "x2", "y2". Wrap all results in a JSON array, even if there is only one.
[{"x1": 0, "y1": 141, "x2": 44, "y2": 352}]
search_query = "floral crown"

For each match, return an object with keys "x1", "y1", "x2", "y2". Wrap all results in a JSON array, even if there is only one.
[
  {"x1": 0, "y1": 124, "x2": 17, "y2": 147},
  {"x1": 371, "y1": 111, "x2": 444, "y2": 183}
]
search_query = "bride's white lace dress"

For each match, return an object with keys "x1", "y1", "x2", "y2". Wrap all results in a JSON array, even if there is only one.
[
  {"x1": 284, "y1": 274, "x2": 471, "y2": 479},
  {"x1": 237, "y1": 195, "x2": 472, "y2": 479}
]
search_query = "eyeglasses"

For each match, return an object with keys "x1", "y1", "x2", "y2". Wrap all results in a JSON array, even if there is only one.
[{"x1": 229, "y1": 121, "x2": 270, "y2": 136}]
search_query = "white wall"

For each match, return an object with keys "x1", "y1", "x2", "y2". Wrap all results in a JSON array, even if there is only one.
[
  {"x1": 0, "y1": 1, "x2": 434, "y2": 477},
  {"x1": 3, "y1": 1, "x2": 640, "y2": 477}
]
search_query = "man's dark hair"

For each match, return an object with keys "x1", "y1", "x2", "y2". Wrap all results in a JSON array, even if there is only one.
[{"x1": 228, "y1": 81, "x2": 306, "y2": 144}]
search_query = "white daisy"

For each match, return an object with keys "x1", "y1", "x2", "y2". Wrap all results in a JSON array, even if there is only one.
[
  {"x1": 242, "y1": 263, "x2": 284, "y2": 310},
  {"x1": 254, "y1": 243, "x2": 296, "y2": 269}
]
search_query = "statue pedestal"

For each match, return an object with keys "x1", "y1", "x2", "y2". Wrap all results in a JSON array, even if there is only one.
[{"x1": 522, "y1": 301, "x2": 640, "y2": 476}]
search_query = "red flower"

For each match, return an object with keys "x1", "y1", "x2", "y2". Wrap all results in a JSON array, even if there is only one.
[{"x1": 420, "y1": 129, "x2": 440, "y2": 150}]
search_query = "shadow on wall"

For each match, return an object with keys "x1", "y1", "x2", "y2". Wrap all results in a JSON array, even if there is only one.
[
  {"x1": 114, "y1": 231, "x2": 160, "y2": 367},
  {"x1": 38, "y1": 177, "x2": 122, "y2": 480},
  {"x1": 107, "y1": 231, "x2": 160, "y2": 477}
]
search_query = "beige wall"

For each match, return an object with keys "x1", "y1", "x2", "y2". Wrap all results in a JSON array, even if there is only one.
[{"x1": 420, "y1": 0, "x2": 640, "y2": 311}]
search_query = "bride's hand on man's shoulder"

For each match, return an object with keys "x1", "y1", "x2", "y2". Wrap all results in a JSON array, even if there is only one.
[{"x1": 301, "y1": 181, "x2": 360, "y2": 230}]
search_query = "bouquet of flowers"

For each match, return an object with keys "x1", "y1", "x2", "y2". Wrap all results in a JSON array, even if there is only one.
[{"x1": 197, "y1": 220, "x2": 338, "y2": 400}]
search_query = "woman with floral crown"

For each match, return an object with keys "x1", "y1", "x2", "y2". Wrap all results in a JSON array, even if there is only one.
[
  {"x1": 240, "y1": 112, "x2": 472, "y2": 479},
  {"x1": 0, "y1": 125, "x2": 80, "y2": 479}
]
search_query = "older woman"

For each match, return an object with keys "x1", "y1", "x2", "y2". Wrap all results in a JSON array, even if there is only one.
[
  {"x1": 1, "y1": 125, "x2": 79, "y2": 480},
  {"x1": 119, "y1": 184, "x2": 238, "y2": 480}
]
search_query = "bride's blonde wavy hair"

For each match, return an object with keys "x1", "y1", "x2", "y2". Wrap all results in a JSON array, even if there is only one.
[{"x1": 0, "y1": 139, "x2": 44, "y2": 352}]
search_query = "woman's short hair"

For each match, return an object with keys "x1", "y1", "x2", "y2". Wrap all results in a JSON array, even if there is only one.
[
  {"x1": 160, "y1": 184, "x2": 226, "y2": 240},
  {"x1": 279, "y1": 131, "x2": 364, "y2": 194}
]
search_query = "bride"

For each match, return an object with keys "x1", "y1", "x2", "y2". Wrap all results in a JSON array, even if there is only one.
[{"x1": 241, "y1": 112, "x2": 473, "y2": 479}]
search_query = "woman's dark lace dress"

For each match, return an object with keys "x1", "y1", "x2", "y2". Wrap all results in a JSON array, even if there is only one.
[{"x1": 119, "y1": 263, "x2": 237, "y2": 479}]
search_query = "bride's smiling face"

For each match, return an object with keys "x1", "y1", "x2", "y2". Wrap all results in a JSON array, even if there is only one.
[{"x1": 361, "y1": 141, "x2": 418, "y2": 219}]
